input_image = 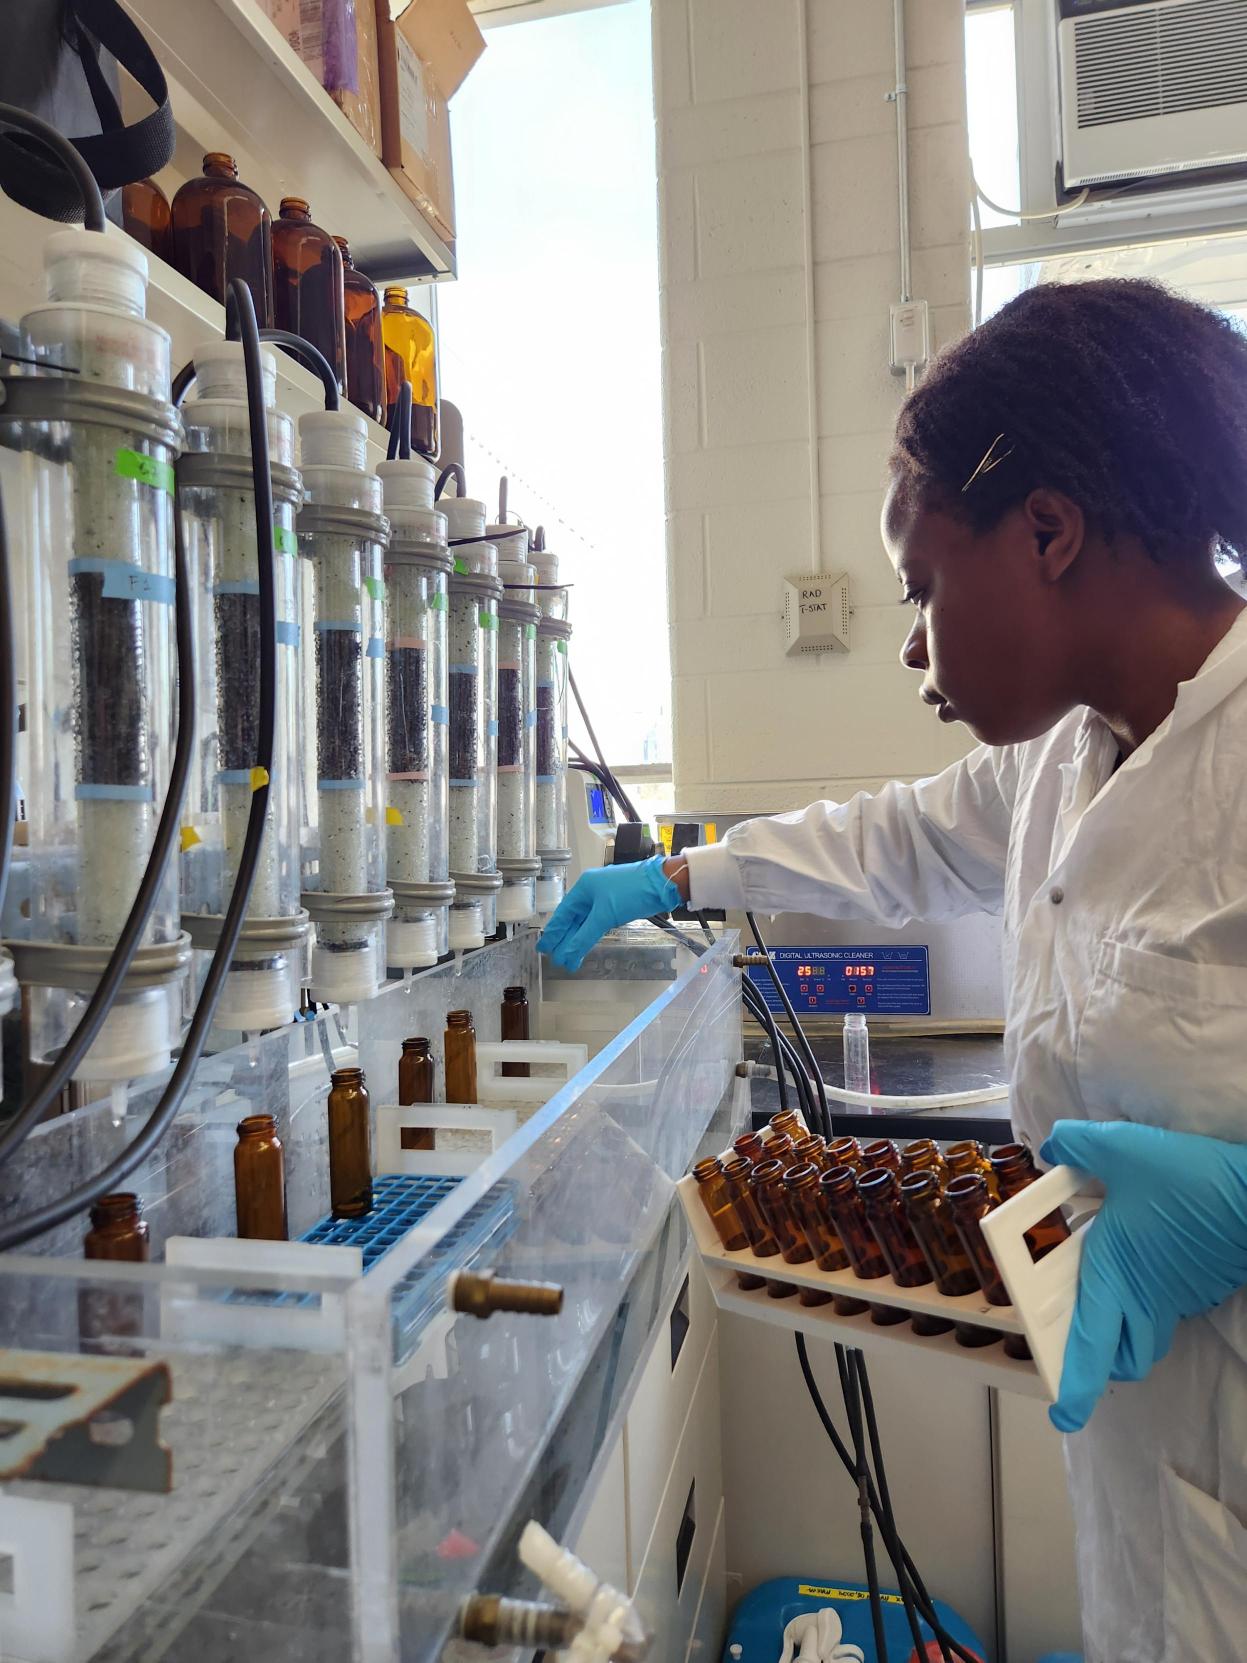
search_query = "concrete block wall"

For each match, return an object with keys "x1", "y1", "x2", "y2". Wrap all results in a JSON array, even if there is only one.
[{"x1": 655, "y1": 0, "x2": 974, "y2": 813}]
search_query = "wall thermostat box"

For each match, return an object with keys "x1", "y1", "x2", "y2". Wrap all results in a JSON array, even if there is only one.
[{"x1": 783, "y1": 572, "x2": 851, "y2": 655}]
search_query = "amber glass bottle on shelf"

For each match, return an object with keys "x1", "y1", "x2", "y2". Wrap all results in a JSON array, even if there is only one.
[
  {"x1": 946, "y1": 1172, "x2": 1031, "y2": 1360},
  {"x1": 719, "y1": 1156, "x2": 780, "y2": 1257},
  {"x1": 860, "y1": 1138, "x2": 901, "y2": 1175},
  {"x1": 328, "y1": 1067, "x2": 373, "y2": 1220},
  {"x1": 170, "y1": 152, "x2": 273, "y2": 324},
  {"x1": 899, "y1": 1138, "x2": 947, "y2": 1181},
  {"x1": 764, "y1": 1133, "x2": 796, "y2": 1169},
  {"x1": 122, "y1": 178, "x2": 172, "y2": 263},
  {"x1": 751, "y1": 1159, "x2": 827, "y2": 1306},
  {"x1": 991, "y1": 1142, "x2": 1072, "y2": 1259},
  {"x1": 785, "y1": 1163, "x2": 868, "y2": 1316},
  {"x1": 768, "y1": 1109, "x2": 803, "y2": 1142},
  {"x1": 382, "y1": 286, "x2": 439, "y2": 456},
  {"x1": 826, "y1": 1134, "x2": 863, "y2": 1171},
  {"x1": 692, "y1": 1159, "x2": 765, "y2": 1292},
  {"x1": 819, "y1": 1165, "x2": 908, "y2": 1326},
  {"x1": 901, "y1": 1170, "x2": 1000, "y2": 1349},
  {"x1": 334, "y1": 235, "x2": 385, "y2": 423},
  {"x1": 733, "y1": 1130, "x2": 766, "y2": 1165},
  {"x1": 81, "y1": 1193, "x2": 150, "y2": 1349},
  {"x1": 445, "y1": 1010, "x2": 478, "y2": 1104},
  {"x1": 945, "y1": 1139, "x2": 998, "y2": 1196},
  {"x1": 746, "y1": 1160, "x2": 798, "y2": 1299},
  {"x1": 234, "y1": 1114, "x2": 288, "y2": 1241},
  {"x1": 791, "y1": 1133, "x2": 827, "y2": 1168},
  {"x1": 272, "y1": 197, "x2": 347, "y2": 392},
  {"x1": 858, "y1": 1167, "x2": 952, "y2": 1336},
  {"x1": 501, "y1": 985, "x2": 531, "y2": 1077}
]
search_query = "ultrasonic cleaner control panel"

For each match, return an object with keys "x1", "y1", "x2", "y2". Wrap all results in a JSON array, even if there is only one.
[{"x1": 747, "y1": 945, "x2": 931, "y2": 1016}]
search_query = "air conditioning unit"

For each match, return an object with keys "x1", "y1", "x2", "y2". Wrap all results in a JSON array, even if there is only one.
[{"x1": 1057, "y1": 0, "x2": 1247, "y2": 189}]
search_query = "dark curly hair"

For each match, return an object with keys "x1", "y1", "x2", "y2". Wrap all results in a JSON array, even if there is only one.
[{"x1": 890, "y1": 277, "x2": 1247, "y2": 570}]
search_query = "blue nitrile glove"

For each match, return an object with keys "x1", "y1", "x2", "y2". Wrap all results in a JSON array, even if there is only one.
[
  {"x1": 537, "y1": 855, "x2": 682, "y2": 972},
  {"x1": 1041, "y1": 1119, "x2": 1247, "y2": 1434}
]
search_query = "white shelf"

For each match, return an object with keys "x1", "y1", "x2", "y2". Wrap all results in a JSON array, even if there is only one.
[{"x1": 120, "y1": 0, "x2": 454, "y2": 283}]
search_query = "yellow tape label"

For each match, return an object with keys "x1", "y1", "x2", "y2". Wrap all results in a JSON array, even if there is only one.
[
  {"x1": 250, "y1": 766, "x2": 270, "y2": 790},
  {"x1": 797, "y1": 1586, "x2": 903, "y2": 1605},
  {"x1": 385, "y1": 806, "x2": 403, "y2": 826},
  {"x1": 658, "y1": 824, "x2": 673, "y2": 854},
  {"x1": 704, "y1": 821, "x2": 717, "y2": 844},
  {"x1": 180, "y1": 825, "x2": 201, "y2": 851}
]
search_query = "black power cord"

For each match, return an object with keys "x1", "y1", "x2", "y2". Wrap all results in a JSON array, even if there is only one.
[
  {"x1": 258, "y1": 329, "x2": 339, "y2": 409},
  {"x1": 745, "y1": 910, "x2": 832, "y2": 1140},
  {"x1": 0, "y1": 497, "x2": 15, "y2": 923},
  {"x1": 0, "y1": 102, "x2": 107, "y2": 231},
  {"x1": 837, "y1": 1344, "x2": 889, "y2": 1662},
  {"x1": 388, "y1": 378, "x2": 411, "y2": 461},
  {"x1": 0, "y1": 278, "x2": 277, "y2": 1248}
]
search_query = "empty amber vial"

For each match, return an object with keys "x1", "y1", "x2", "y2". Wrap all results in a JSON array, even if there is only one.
[
  {"x1": 382, "y1": 287, "x2": 439, "y2": 455},
  {"x1": 122, "y1": 178, "x2": 172, "y2": 263},
  {"x1": 335, "y1": 235, "x2": 385, "y2": 424},
  {"x1": 692, "y1": 1159, "x2": 765, "y2": 1292},
  {"x1": 944, "y1": 1139, "x2": 998, "y2": 1196},
  {"x1": 861, "y1": 1138, "x2": 901, "y2": 1174},
  {"x1": 749, "y1": 1160, "x2": 826, "y2": 1308},
  {"x1": 328, "y1": 1067, "x2": 373, "y2": 1219},
  {"x1": 901, "y1": 1169, "x2": 1000, "y2": 1350},
  {"x1": 81, "y1": 1193, "x2": 149, "y2": 1349},
  {"x1": 946, "y1": 1172, "x2": 1031, "y2": 1360},
  {"x1": 445, "y1": 1009, "x2": 478, "y2": 1104},
  {"x1": 791, "y1": 1133, "x2": 827, "y2": 1168},
  {"x1": 501, "y1": 985, "x2": 531, "y2": 1077},
  {"x1": 746, "y1": 1160, "x2": 800, "y2": 1300},
  {"x1": 785, "y1": 1162, "x2": 868, "y2": 1316},
  {"x1": 719, "y1": 1157, "x2": 780, "y2": 1257},
  {"x1": 858, "y1": 1168, "x2": 952, "y2": 1337},
  {"x1": 272, "y1": 196, "x2": 347, "y2": 393},
  {"x1": 826, "y1": 1134, "x2": 862, "y2": 1170},
  {"x1": 170, "y1": 152, "x2": 273, "y2": 324},
  {"x1": 765, "y1": 1133, "x2": 796, "y2": 1168},
  {"x1": 900, "y1": 1138, "x2": 947, "y2": 1181},
  {"x1": 991, "y1": 1142, "x2": 1072, "y2": 1259},
  {"x1": 733, "y1": 1130, "x2": 765, "y2": 1165},
  {"x1": 769, "y1": 1109, "x2": 803, "y2": 1141},
  {"x1": 819, "y1": 1165, "x2": 908, "y2": 1326},
  {"x1": 234, "y1": 1114, "x2": 288, "y2": 1240}
]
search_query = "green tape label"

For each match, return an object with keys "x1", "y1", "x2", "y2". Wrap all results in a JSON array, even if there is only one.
[
  {"x1": 429, "y1": 590, "x2": 448, "y2": 611},
  {"x1": 364, "y1": 575, "x2": 386, "y2": 600},
  {"x1": 273, "y1": 525, "x2": 297, "y2": 556},
  {"x1": 453, "y1": 557, "x2": 469, "y2": 575},
  {"x1": 525, "y1": 622, "x2": 537, "y2": 639},
  {"x1": 556, "y1": 638, "x2": 568, "y2": 654},
  {"x1": 479, "y1": 609, "x2": 499, "y2": 630},
  {"x1": 115, "y1": 447, "x2": 174, "y2": 495}
]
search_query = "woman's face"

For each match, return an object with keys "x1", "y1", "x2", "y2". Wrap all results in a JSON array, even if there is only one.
[{"x1": 882, "y1": 477, "x2": 1082, "y2": 747}]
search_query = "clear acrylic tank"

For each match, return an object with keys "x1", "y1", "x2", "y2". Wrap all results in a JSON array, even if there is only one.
[
  {"x1": 377, "y1": 455, "x2": 453, "y2": 970},
  {"x1": 493, "y1": 526, "x2": 539, "y2": 925},
  {"x1": 0, "y1": 228, "x2": 187, "y2": 1080},
  {"x1": 178, "y1": 341, "x2": 307, "y2": 1031},
  {"x1": 441, "y1": 496, "x2": 503, "y2": 951},
  {"x1": 297, "y1": 408, "x2": 391, "y2": 1005},
  {"x1": 531, "y1": 538, "x2": 572, "y2": 918}
]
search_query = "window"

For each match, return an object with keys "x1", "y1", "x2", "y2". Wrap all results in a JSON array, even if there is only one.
[{"x1": 438, "y1": 1, "x2": 669, "y2": 774}]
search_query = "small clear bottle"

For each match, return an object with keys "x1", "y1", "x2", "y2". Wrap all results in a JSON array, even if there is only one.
[
  {"x1": 501, "y1": 985, "x2": 530, "y2": 1077},
  {"x1": 860, "y1": 1138, "x2": 901, "y2": 1175},
  {"x1": 991, "y1": 1142, "x2": 1072, "y2": 1259},
  {"x1": 122, "y1": 178, "x2": 172, "y2": 263},
  {"x1": 901, "y1": 1169, "x2": 1000, "y2": 1350},
  {"x1": 784, "y1": 1162, "x2": 868, "y2": 1315},
  {"x1": 843, "y1": 1010, "x2": 871, "y2": 1095},
  {"x1": 334, "y1": 235, "x2": 385, "y2": 425},
  {"x1": 749, "y1": 1159, "x2": 815, "y2": 1303},
  {"x1": 170, "y1": 152, "x2": 273, "y2": 324},
  {"x1": 858, "y1": 1167, "x2": 953, "y2": 1337},
  {"x1": 445, "y1": 1009, "x2": 478, "y2": 1104},
  {"x1": 946, "y1": 1172, "x2": 1031, "y2": 1361},
  {"x1": 819, "y1": 1165, "x2": 907, "y2": 1326},
  {"x1": 899, "y1": 1138, "x2": 947, "y2": 1180},
  {"x1": 328, "y1": 1066, "x2": 372, "y2": 1220},
  {"x1": 234, "y1": 1113, "x2": 288, "y2": 1240},
  {"x1": 272, "y1": 196, "x2": 347, "y2": 393}
]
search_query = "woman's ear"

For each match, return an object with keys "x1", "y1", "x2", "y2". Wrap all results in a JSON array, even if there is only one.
[{"x1": 1024, "y1": 487, "x2": 1085, "y2": 584}]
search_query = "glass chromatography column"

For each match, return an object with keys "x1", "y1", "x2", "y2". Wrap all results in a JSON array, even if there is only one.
[
  {"x1": 297, "y1": 409, "x2": 392, "y2": 1005},
  {"x1": 441, "y1": 496, "x2": 503, "y2": 951},
  {"x1": 531, "y1": 537, "x2": 572, "y2": 917},
  {"x1": 0, "y1": 229, "x2": 187, "y2": 1079},
  {"x1": 178, "y1": 342, "x2": 307, "y2": 1031},
  {"x1": 493, "y1": 527, "x2": 539, "y2": 925}
]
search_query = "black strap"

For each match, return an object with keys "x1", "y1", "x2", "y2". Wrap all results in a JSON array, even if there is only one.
[{"x1": 0, "y1": 0, "x2": 174, "y2": 222}]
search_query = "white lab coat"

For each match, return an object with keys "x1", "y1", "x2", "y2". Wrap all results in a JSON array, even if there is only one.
[{"x1": 684, "y1": 610, "x2": 1247, "y2": 1663}]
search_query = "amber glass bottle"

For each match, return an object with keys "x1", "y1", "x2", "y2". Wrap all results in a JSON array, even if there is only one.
[
  {"x1": 826, "y1": 1134, "x2": 862, "y2": 1171},
  {"x1": 991, "y1": 1142, "x2": 1072, "y2": 1259},
  {"x1": 501, "y1": 985, "x2": 530, "y2": 1077},
  {"x1": 791, "y1": 1133, "x2": 827, "y2": 1168},
  {"x1": 746, "y1": 1160, "x2": 798, "y2": 1299},
  {"x1": 382, "y1": 286, "x2": 439, "y2": 456},
  {"x1": 122, "y1": 178, "x2": 172, "y2": 263},
  {"x1": 733, "y1": 1130, "x2": 765, "y2": 1165},
  {"x1": 272, "y1": 197, "x2": 347, "y2": 392},
  {"x1": 719, "y1": 1156, "x2": 780, "y2": 1258},
  {"x1": 692, "y1": 1158, "x2": 766, "y2": 1292},
  {"x1": 399, "y1": 1036, "x2": 435, "y2": 1105},
  {"x1": 946, "y1": 1172, "x2": 1031, "y2": 1360},
  {"x1": 901, "y1": 1170, "x2": 1000, "y2": 1349},
  {"x1": 384, "y1": 342, "x2": 406, "y2": 430},
  {"x1": 445, "y1": 1009, "x2": 478, "y2": 1104},
  {"x1": 81, "y1": 1193, "x2": 149, "y2": 1348},
  {"x1": 764, "y1": 1133, "x2": 796, "y2": 1169},
  {"x1": 170, "y1": 152, "x2": 273, "y2": 324},
  {"x1": 328, "y1": 1067, "x2": 373, "y2": 1219},
  {"x1": 751, "y1": 1159, "x2": 826, "y2": 1307},
  {"x1": 945, "y1": 1139, "x2": 998, "y2": 1196},
  {"x1": 769, "y1": 1109, "x2": 803, "y2": 1142},
  {"x1": 860, "y1": 1138, "x2": 901, "y2": 1175},
  {"x1": 334, "y1": 236, "x2": 385, "y2": 423},
  {"x1": 785, "y1": 1163, "x2": 868, "y2": 1315},
  {"x1": 899, "y1": 1138, "x2": 947, "y2": 1181},
  {"x1": 819, "y1": 1165, "x2": 907, "y2": 1326},
  {"x1": 234, "y1": 1114, "x2": 288, "y2": 1240},
  {"x1": 858, "y1": 1167, "x2": 952, "y2": 1336}
]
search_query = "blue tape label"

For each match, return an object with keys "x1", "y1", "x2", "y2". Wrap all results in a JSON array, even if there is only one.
[
  {"x1": 275, "y1": 620, "x2": 300, "y2": 648},
  {"x1": 70, "y1": 557, "x2": 174, "y2": 606},
  {"x1": 365, "y1": 637, "x2": 385, "y2": 659},
  {"x1": 74, "y1": 781, "x2": 155, "y2": 802}
]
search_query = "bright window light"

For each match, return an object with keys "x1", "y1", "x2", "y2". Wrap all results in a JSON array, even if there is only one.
[{"x1": 965, "y1": 3, "x2": 1021, "y2": 228}]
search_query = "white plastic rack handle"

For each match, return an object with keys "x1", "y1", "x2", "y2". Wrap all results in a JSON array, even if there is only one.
[{"x1": 475, "y1": 1040, "x2": 589, "y2": 1106}]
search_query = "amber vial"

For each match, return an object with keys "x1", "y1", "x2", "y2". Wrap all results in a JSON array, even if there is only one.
[
  {"x1": 769, "y1": 1109, "x2": 803, "y2": 1141},
  {"x1": 944, "y1": 1139, "x2": 998, "y2": 1197},
  {"x1": 382, "y1": 287, "x2": 439, "y2": 456},
  {"x1": 819, "y1": 1166, "x2": 907, "y2": 1326},
  {"x1": 900, "y1": 1138, "x2": 947, "y2": 1181},
  {"x1": 901, "y1": 1170, "x2": 1000, "y2": 1349},
  {"x1": 785, "y1": 1163, "x2": 868, "y2": 1315},
  {"x1": 501, "y1": 985, "x2": 530, "y2": 1077},
  {"x1": 991, "y1": 1142, "x2": 1072, "y2": 1259},
  {"x1": 719, "y1": 1156, "x2": 780, "y2": 1257},
  {"x1": 445, "y1": 1009, "x2": 479, "y2": 1103},
  {"x1": 335, "y1": 235, "x2": 385, "y2": 423},
  {"x1": 733, "y1": 1130, "x2": 765, "y2": 1166},
  {"x1": 946, "y1": 1172, "x2": 1031, "y2": 1360},
  {"x1": 170, "y1": 153, "x2": 273, "y2": 324},
  {"x1": 861, "y1": 1138, "x2": 901, "y2": 1175},
  {"x1": 746, "y1": 1160, "x2": 798, "y2": 1299},
  {"x1": 81, "y1": 1193, "x2": 149, "y2": 1348},
  {"x1": 122, "y1": 178, "x2": 172, "y2": 264},
  {"x1": 234, "y1": 1114, "x2": 289, "y2": 1240},
  {"x1": 397, "y1": 1038, "x2": 435, "y2": 1150},
  {"x1": 328, "y1": 1067, "x2": 373, "y2": 1219},
  {"x1": 858, "y1": 1168, "x2": 952, "y2": 1337},
  {"x1": 791, "y1": 1133, "x2": 827, "y2": 1168},
  {"x1": 752, "y1": 1159, "x2": 826, "y2": 1307},
  {"x1": 826, "y1": 1134, "x2": 862, "y2": 1171},
  {"x1": 764, "y1": 1133, "x2": 796, "y2": 1169},
  {"x1": 272, "y1": 197, "x2": 347, "y2": 393},
  {"x1": 692, "y1": 1158, "x2": 765, "y2": 1292}
]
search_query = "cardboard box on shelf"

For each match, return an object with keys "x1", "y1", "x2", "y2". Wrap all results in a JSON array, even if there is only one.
[
  {"x1": 376, "y1": 0, "x2": 485, "y2": 247},
  {"x1": 257, "y1": 0, "x2": 384, "y2": 158}
]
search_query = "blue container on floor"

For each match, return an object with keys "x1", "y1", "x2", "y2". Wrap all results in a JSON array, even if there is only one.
[{"x1": 723, "y1": 1576, "x2": 989, "y2": 1662}]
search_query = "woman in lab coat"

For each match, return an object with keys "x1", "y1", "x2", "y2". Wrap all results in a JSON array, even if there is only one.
[{"x1": 540, "y1": 277, "x2": 1247, "y2": 1663}]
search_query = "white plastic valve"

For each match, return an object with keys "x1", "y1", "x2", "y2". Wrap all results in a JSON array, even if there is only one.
[{"x1": 517, "y1": 1521, "x2": 648, "y2": 1662}]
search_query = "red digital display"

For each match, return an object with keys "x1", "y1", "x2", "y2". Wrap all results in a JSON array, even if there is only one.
[{"x1": 842, "y1": 964, "x2": 875, "y2": 978}]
